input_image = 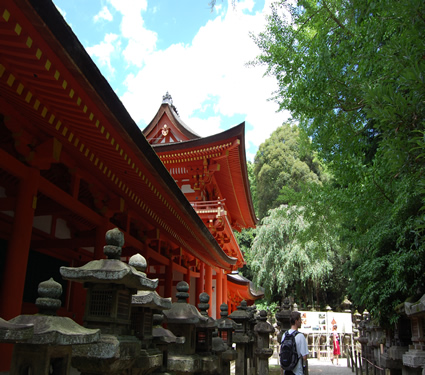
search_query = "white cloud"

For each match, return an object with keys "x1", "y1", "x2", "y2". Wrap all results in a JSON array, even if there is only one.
[
  {"x1": 94, "y1": 6, "x2": 113, "y2": 22},
  {"x1": 86, "y1": 0, "x2": 290, "y2": 160},
  {"x1": 238, "y1": 0, "x2": 255, "y2": 12},
  {"x1": 86, "y1": 33, "x2": 120, "y2": 76},
  {"x1": 120, "y1": 1, "x2": 290, "y2": 160},
  {"x1": 107, "y1": 0, "x2": 157, "y2": 67}
]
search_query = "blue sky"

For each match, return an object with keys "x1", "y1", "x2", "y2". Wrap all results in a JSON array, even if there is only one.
[{"x1": 52, "y1": 0, "x2": 290, "y2": 160}]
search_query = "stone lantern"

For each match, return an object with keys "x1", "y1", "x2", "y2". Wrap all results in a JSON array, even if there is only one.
[
  {"x1": 151, "y1": 312, "x2": 185, "y2": 374},
  {"x1": 247, "y1": 305, "x2": 258, "y2": 375},
  {"x1": 353, "y1": 311, "x2": 361, "y2": 333},
  {"x1": 275, "y1": 298, "x2": 293, "y2": 343},
  {"x1": 363, "y1": 309, "x2": 370, "y2": 321},
  {"x1": 163, "y1": 281, "x2": 207, "y2": 356},
  {"x1": 131, "y1": 288, "x2": 172, "y2": 374},
  {"x1": 8, "y1": 278, "x2": 100, "y2": 375},
  {"x1": 341, "y1": 296, "x2": 352, "y2": 313},
  {"x1": 197, "y1": 292, "x2": 224, "y2": 374},
  {"x1": 254, "y1": 310, "x2": 274, "y2": 375},
  {"x1": 380, "y1": 303, "x2": 411, "y2": 375},
  {"x1": 402, "y1": 294, "x2": 425, "y2": 373},
  {"x1": 229, "y1": 300, "x2": 250, "y2": 333},
  {"x1": 163, "y1": 281, "x2": 217, "y2": 374},
  {"x1": 0, "y1": 317, "x2": 34, "y2": 343},
  {"x1": 196, "y1": 292, "x2": 217, "y2": 354},
  {"x1": 216, "y1": 303, "x2": 239, "y2": 375},
  {"x1": 229, "y1": 300, "x2": 251, "y2": 375},
  {"x1": 60, "y1": 228, "x2": 158, "y2": 375},
  {"x1": 217, "y1": 303, "x2": 239, "y2": 347}
]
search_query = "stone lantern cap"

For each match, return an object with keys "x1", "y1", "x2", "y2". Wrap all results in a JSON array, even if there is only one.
[
  {"x1": 254, "y1": 310, "x2": 275, "y2": 334},
  {"x1": 132, "y1": 290, "x2": 172, "y2": 310},
  {"x1": 163, "y1": 281, "x2": 208, "y2": 325},
  {"x1": 9, "y1": 278, "x2": 100, "y2": 345},
  {"x1": 216, "y1": 303, "x2": 240, "y2": 331},
  {"x1": 197, "y1": 292, "x2": 217, "y2": 329},
  {"x1": 229, "y1": 300, "x2": 250, "y2": 323},
  {"x1": 404, "y1": 294, "x2": 425, "y2": 317},
  {"x1": 60, "y1": 228, "x2": 158, "y2": 291},
  {"x1": 0, "y1": 317, "x2": 34, "y2": 343}
]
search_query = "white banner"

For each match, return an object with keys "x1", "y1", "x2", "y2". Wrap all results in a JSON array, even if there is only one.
[{"x1": 299, "y1": 311, "x2": 353, "y2": 334}]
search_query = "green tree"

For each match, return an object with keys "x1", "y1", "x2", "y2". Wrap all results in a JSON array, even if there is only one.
[
  {"x1": 246, "y1": 160, "x2": 257, "y2": 214},
  {"x1": 254, "y1": 123, "x2": 327, "y2": 219},
  {"x1": 253, "y1": 0, "x2": 425, "y2": 326},
  {"x1": 247, "y1": 204, "x2": 343, "y2": 306}
]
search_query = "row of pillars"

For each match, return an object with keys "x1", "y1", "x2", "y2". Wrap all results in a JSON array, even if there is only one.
[
  {"x1": 167, "y1": 258, "x2": 228, "y2": 319},
  {"x1": 0, "y1": 166, "x2": 231, "y2": 325}
]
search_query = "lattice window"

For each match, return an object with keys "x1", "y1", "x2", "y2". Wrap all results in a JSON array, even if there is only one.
[
  {"x1": 143, "y1": 311, "x2": 152, "y2": 336},
  {"x1": 89, "y1": 290, "x2": 113, "y2": 317}
]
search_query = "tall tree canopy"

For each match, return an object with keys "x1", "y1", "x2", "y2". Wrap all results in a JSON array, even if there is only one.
[
  {"x1": 244, "y1": 124, "x2": 343, "y2": 308},
  {"x1": 254, "y1": 123, "x2": 327, "y2": 219},
  {"x1": 247, "y1": 204, "x2": 345, "y2": 306},
  {"x1": 253, "y1": 0, "x2": 425, "y2": 326}
]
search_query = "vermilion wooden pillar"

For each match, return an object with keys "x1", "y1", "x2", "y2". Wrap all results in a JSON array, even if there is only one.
[
  {"x1": 0, "y1": 167, "x2": 39, "y2": 371},
  {"x1": 196, "y1": 262, "x2": 205, "y2": 306},
  {"x1": 223, "y1": 272, "x2": 228, "y2": 307},
  {"x1": 205, "y1": 264, "x2": 213, "y2": 302},
  {"x1": 216, "y1": 270, "x2": 223, "y2": 318},
  {"x1": 0, "y1": 167, "x2": 39, "y2": 318}
]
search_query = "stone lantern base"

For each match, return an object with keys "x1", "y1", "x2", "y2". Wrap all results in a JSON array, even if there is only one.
[{"x1": 11, "y1": 344, "x2": 71, "y2": 375}]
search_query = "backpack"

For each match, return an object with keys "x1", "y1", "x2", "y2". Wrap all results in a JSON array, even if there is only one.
[{"x1": 279, "y1": 330, "x2": 300, "y2": 371}]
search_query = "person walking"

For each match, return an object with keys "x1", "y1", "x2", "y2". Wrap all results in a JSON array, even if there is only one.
[
  {"x1": 281, "y1": 311, "x2": 309, "y2": 375},
  {"x1": 331, "y1": 324, "x2": 341, "y2": 365}
]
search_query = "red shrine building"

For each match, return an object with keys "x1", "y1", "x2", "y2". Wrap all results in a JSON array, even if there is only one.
[
  {"x1": 0, "y1": 0, "x2": 261, "y2": 369},
  {"x1": 143, "y1": 92, "x2": 261, "y2": 310}
]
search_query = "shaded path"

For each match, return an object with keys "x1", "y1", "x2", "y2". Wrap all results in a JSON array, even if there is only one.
[
  {"x1": 266, "y1": 357, "x2": 356, "y2": 375},
  {"x1": 308, "y1": 358, "x2": 355, "y2": 374}
]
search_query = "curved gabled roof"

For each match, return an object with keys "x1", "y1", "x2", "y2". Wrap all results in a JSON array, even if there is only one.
[
  {"x1": 143, "y1": 94, "x2": 200, "y2": 143},
  {"x1": 227, "y1": 272, "x2": 264, "y2": 301},
  {"x1": 153, "y1": 123, "x2": 258, "y2": 230}
]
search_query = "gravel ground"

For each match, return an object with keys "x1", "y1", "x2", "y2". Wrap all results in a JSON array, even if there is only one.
[
  {"x1": 267, "y1": 356, "x2": 356, "y2": 375},
  {"x1": 308, "y1": 358, "x2": 356, "y2": 374}
]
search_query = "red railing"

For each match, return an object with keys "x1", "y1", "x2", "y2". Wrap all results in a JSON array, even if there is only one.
[{"x1": 191, "y1": 199, "x2": 227, "y2": 217}]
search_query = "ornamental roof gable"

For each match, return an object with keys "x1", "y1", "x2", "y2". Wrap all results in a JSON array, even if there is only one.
[{"x1": 143, "y1": 93, "x2": 200, "y2": 144}]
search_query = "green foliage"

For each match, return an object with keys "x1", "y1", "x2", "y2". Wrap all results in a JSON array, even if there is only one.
[
  {"x1": 254, "y1": 123, "x2": 327, "y2": 219},
  {"x1": 247, "y1": 205, "x2": 339, "y2": 306},
  {"x1": 255, "y1": 300, "x2": 280, "y2": 315},
  {"x1": 253, "y1": 0, "x2": 425, "y2": 326},
  {"x1": 246, "y1": 161, "x2": 257, "y2": 214},
  {"x1": 235, "y1": 227, "x2": 256, "y2": 281}
]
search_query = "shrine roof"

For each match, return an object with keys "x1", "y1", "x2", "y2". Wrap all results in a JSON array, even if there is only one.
[
  {"x1": 152, "y1": 123, "x2": 258, "y2": 230},
  {"x1": 0, "y1": 0, "x2": 236, "y2": 270},
  {"x1": 143, "y1": 94, "x2": 201, "y2": 143},
  {"x1": 227, "y1": 272, "x2": 264, "y2": 301}
]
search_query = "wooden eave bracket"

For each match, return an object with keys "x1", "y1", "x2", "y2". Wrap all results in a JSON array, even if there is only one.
[{"x1": 26, "y1": 137, "x2": 62, "y2": 170}]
